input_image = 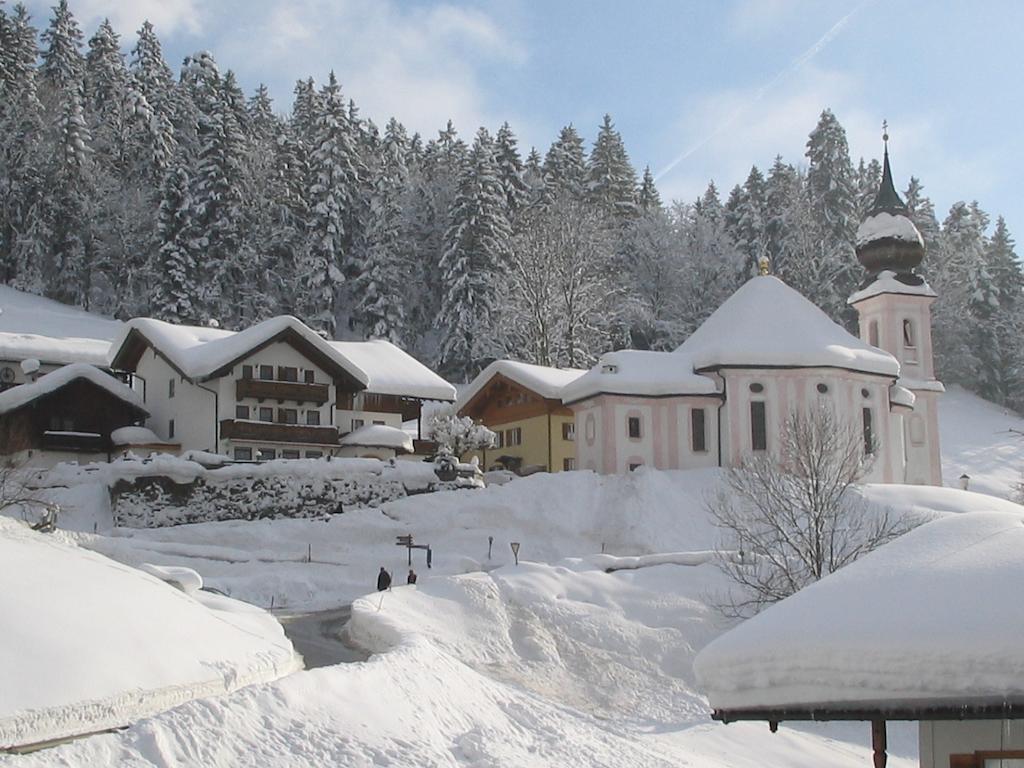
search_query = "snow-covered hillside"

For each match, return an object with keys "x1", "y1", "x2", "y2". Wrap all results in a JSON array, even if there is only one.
[
  {"x1": 0, "y1": 285, "x2": 121, "y2": 343},
  {"x1": 939, "y1": 384, "x2": 1024, "y2": 499}
]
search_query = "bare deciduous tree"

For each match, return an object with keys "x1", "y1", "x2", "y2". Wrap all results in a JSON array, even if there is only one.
[
  {"x1": 0, "y1": 459, "x2": 56, "y2": 526},
  {"x1": 707, "y1": 405, "x2": 916, "y2": 618}
]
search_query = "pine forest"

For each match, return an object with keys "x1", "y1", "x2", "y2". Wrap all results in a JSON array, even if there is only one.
[{"x1": 1, "y1": 2, "x2": 1021, "y2": 409}]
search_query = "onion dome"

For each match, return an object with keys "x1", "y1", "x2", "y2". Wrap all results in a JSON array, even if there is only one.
[{"x1": 855, "y1": 125, "x2": 925, "y2": 284}]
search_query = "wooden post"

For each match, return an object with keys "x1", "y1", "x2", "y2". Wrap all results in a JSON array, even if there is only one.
[{"x1": 871, "y1": 718, "x2": 887, "y2": 768}]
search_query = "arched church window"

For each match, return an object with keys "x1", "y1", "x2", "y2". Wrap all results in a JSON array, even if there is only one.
[{"x1": 869, "y1": 321, "x2": 879, "y2": 347}]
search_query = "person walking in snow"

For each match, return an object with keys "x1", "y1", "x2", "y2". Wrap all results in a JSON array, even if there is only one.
[
  {"x1": 407, "y1": 569, "x2": 418, "y2": 585},
  {"x1": 377, "y1": 566, "x2": 392, "y2": 591}
]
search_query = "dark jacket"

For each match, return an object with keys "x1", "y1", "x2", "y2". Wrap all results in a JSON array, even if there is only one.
[{"x1": 377, "y1": 569, "x2": 392, "y2": 591}]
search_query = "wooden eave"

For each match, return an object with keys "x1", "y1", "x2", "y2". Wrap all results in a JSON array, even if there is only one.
[{"x1": 458, "y1": 372, "x2": 571, "y2": 423}]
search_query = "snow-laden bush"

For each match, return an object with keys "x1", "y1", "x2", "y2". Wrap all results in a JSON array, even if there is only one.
[{"x1": 428, "y1": 410, "x2": 497, "y2": 458}]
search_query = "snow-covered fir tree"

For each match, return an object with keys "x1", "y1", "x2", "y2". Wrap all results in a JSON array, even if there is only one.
[
  {"x1": 437, "y1": 127, "x2": 512, "y2": 379},
  {"x1": 586, "y1": 114, "x2": 638, "y2": 225}
]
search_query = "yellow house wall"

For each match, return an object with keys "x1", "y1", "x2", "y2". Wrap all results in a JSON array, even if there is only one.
[{"x1": 466, "y1": 413, "x2": 577, "y2": 472}]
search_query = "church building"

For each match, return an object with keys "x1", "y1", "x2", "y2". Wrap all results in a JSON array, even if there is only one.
[{"x1": 562, "y1": 140, "x2": 943, "y2": 485}]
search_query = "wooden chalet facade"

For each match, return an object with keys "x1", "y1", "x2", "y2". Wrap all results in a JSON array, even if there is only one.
[{"x1": 457, "y1": 361, "x2": 585, "y2": 474}]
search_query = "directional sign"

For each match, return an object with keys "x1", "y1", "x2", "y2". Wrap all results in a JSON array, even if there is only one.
[{"x1": 395, "y1": 535, "x2": 413, "y2": 545}]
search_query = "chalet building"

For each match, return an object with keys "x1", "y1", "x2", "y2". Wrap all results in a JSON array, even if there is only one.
[
  {"x1": 694, "y1": 511, "x2": 1024, "y2": 768},
  {"x1": 561, "y1": 142, "x2": 942, "y2": 486},
  {"x1": 108, "y1": 316, "x2": 455, "y2": 461},
  {"x1": 457, "y1": 360, "x2": 585, "y2": 474},
  {"x1": 0, "y1": 363, "x2": 148, "y2": 467}
]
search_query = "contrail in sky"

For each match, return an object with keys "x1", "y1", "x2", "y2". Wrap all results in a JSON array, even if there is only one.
[{"x1": 654, "y1": 0, "x2": 874, "y2": 183}]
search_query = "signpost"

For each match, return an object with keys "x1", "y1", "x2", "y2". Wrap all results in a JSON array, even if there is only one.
[
  {"x1": 396, "y1": 534, "x2": 433, "y2": 569},
  {"x1": 510, "y1": 541, "x2": 520, "y2": 566},
  {"x1": 488, "y1": 535, "x2": 494, "y2": 560}
]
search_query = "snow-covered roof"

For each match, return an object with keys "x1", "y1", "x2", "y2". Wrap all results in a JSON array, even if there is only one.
[
  {"x1": 111, "y1": 426, "x2": 175, "y2": 446},
  {"x1": 457, "y1": 360, "x2": 586, "y2": 412},
  {"x1": 888, "y1": 383, "x2": 916, "y2": 410},
  {"x1": 0, "y1": 332, "x2": 111, "y2": 367},
  {"x1": 675, "y1": 276, "x2": 900, "y2": 377},
  {"x1": 0, "y1": 363, "x2": 144, "y2": 416},
  {"x1": 328, "y1": 340, "x2": 456, "y2": 401},
  {"x1": 561, "y1": 350, "x2": 720, "y2": 404},
  {"x1": 0, "y1": 517, "x2": 297, "y2": 747},
  {"x1": 856, "y1": 211, "x2": 923, "y2": 249},
  {"x1": 111, "y1": 316, "x2": 368, "y2": 386},
  {"x1": 848, "y1": 270, "x2": 937, "y2": 304},
  {"x1": 339, "y1": 423, "x2": 414, "y2": 453},
  {"x1": 694, "y1": 511, "x2": 1024, "y2": 713}
]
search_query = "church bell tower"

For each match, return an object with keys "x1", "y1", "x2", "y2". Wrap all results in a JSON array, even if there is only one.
[{"x1": 848, "y1": 126, "x2": 943, "y2": 486}]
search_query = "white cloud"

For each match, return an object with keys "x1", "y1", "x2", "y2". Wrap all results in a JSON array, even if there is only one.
[
  {"x1": 53, "y1": 0, "x2": 203, "y2": 36},
  {"x1": 653, "y1": 65, "x2": 949, "y2": 206},
  {"x1": 213, "y1": 0, "x2": 527, "y2": 137}
]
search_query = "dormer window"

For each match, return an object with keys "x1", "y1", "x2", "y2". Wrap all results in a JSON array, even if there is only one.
[{"x1": 601, "y1": 363, "x2": 618, "y2": 374}]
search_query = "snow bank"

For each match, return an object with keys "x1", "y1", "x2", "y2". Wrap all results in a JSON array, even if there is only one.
[
  {"x1": 694, "y1": 510, "x2": 1024, "y2": 711},
  {"x1": 0, "y1": 332, "x2": 110, "y2": 367},
  {"x1": 0, "y1": 518, "x2": 298, "y2": 748},
  {"x1": 675, "y1": 275, "x2": 901, "y2": 376}
]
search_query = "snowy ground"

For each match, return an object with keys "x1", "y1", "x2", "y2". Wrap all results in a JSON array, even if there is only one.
[{"x1": 3, "y1": 386, "x2": 1023, "y2": 765}]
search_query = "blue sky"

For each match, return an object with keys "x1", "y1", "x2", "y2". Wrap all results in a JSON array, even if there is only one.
[{"x1": 24, "y1": 0, "x2": 1023, "y2": 236}]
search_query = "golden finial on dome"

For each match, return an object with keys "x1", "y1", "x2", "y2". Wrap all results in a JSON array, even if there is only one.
[{"x1": 758, "y1": 255, "x2": 771, "y2": 276}]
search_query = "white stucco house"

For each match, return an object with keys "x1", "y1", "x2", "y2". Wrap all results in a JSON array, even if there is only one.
[
  {"x1": 693, "y1": 509, "x2": 1024, "y2": 768},
  {"x1": 107, "y1": 316, "x2": 456, "y2": 461},
  {"x1": 562, "y1": 144, "x2": 943, "y2": 486}
]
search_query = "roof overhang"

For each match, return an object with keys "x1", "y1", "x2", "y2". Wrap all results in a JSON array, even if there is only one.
[{"x1": 712, "y1": 699, "x2": 1024, "y2": 724}]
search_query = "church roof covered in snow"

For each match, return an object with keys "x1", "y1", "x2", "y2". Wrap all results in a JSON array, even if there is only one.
[
  {"x1": 109, "y1": 316, "x2": 369, "y2": 387},
  {"x1": 674, "y1": 276, "x2": 900, "y2": 377},
  {"x1": 328, "y1": 340, "x2": 456, "y2": 401},
  {"x1": 694, "y1": 511, "x2": 1024, "y2": 716},
  {"x1": 457, "y1": 360, "x2": 586, "y2": 412},
  {"x1": 561, "y1": 350, "x2": 720, "y2": 404},
  {"x1": 0, "y1": 363, "x2": 145, "y2": 417}
]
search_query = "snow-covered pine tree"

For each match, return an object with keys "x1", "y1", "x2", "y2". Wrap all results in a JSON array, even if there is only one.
[
  {"x1": 301, "y1": 71, "x2": 359, "y2": 335},
  {"x1": 39, "y1": 0, "x2": 83, "y2": 98},
  {"x1": 128, "y1": 21, "x2": 177, "y2": 179},
  {"x1": 978, "y1": 217, "x2": 1024, "y2": 406},
  {"x1": 0, "y1": 3, "x2": 44, "y2": 286},
  {"x1": 352, "y1": 117, "x2": 410, "y2": 344},
  {"x1": 151, "y1": 159, "x2": 198, "y2": 321},
  {"x1": 494, "y1": 122, "x2": 527, "y2": 219},
  {"x1": 724, "y1": 165, "x2": 768, "y2": 278},
  {"x1": 637, "y1": 166, "x2": 662, "y2": 214},
  {"x1": 804, "y1": 109, "x2": 858, "y2": 323},
  {"x1": 437, "y1": 127, "x2": 512, "y2": 379},
  {"x1": 542, "y1": 124, "x2": 586, "y2": 203},
  {"x1": 522, "y1": 147, "x2": 545, "y2": 206},
  {"x1": 854, "y1": 157, "x2": 882, "y2": 219},
  {"x1": 903, "y1": 176, "x2": 941, "y2": 252},
  {"x1": 403, "y1": 120, "x2": 467, "y2": 353},
  {"x1": 764, "y1": 155, "x2": 799, "y2": 274},
  {"x1": 585, "y1": 113, "x2": 638, "y2": 225}
]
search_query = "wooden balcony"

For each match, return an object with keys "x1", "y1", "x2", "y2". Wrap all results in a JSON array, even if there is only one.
[
  {"x1": 42, "y1": 430, "x2": 106, "y2": 452},
  {"x1": 219, "y1": 419, "x2": 339, "y2": 445},
  {"x1": 236, "y1": 378, "x2": 330, "y2": 404}
]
